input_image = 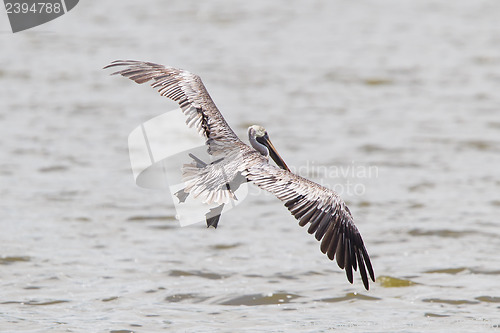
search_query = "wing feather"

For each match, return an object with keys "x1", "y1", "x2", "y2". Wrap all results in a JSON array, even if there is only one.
[
  {"x1": 245, "y1": 161, "x2": 375, "y2": 290},
  {"x1": 104, "y1": 60, "x2": 242, "y2": 154}
]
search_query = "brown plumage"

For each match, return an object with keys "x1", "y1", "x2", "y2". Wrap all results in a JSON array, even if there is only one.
[{"x1": 105, "y1": 60, "x2": 375, "y2": 289}]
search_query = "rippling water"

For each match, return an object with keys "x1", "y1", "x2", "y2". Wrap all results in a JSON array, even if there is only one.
[{"x1": 2, "y1": 0, "x2": 500, "y2": 331}]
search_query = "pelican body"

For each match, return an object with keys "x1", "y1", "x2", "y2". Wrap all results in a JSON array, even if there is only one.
[{"x1": 105, "y1": 60, "x2": 375, "y2": 290}]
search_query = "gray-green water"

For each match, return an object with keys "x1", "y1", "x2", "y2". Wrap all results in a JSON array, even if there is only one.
[{"x1": 1, "y1": 1, "x2": 500, "y2": 331}]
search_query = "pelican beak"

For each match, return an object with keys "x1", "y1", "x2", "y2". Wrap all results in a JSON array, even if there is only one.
[{"x1": 257, "y1": 134, "x2": 290, "y2": 171}]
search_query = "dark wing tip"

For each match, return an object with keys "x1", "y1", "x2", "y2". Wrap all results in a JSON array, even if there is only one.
[
  {"x1": 103, "y1": 60, "x2": 167, "y2": 77},
  {"x1": 103, "y1": 61, "x2": 200, "y2": 91},
  {"x1": 313, "y1": 210, "x2": 374, "y2": 290},
  {"x1": 285, "y1": 194, "x2": 375, "y2": 289},
  {"x1": 348, "y1": 225, "x2": 375, "y2": 290},
  {"x1": 103, "y1": 59, "x2": 139, "y2": 70},
  {"x1": 362, "y1": 244, "x2": 376, "y2": 282}
]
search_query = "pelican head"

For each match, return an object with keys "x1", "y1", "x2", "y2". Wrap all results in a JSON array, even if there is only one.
[{"x1": 248, "y1": 125, "x2": 290, "y2": 171}]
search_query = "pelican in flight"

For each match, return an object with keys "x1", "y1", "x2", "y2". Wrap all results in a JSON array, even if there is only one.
[{"x1": 105, "y1": 60, "x2": 375, "y2": 290}]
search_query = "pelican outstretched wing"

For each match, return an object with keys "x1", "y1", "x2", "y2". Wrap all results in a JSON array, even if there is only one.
[
  {"x1": 104, "y1": 60, "x2": 242, "y2": 154},
  {"x1": 245, "y1": 161, "x2": 375, "y2": 290},
  {"x1": 105, "y1": 60, "x2": 248, "y2": 207}
]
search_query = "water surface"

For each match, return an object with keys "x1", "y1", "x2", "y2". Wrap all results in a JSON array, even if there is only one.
[{"x1": 1, "y1": 0, "x2": 500, "y2": 331}]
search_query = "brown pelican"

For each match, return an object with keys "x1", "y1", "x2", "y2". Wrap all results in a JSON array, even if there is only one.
[{"x1": 105, "y1": 60, "x2": 375, "y2": 290}]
